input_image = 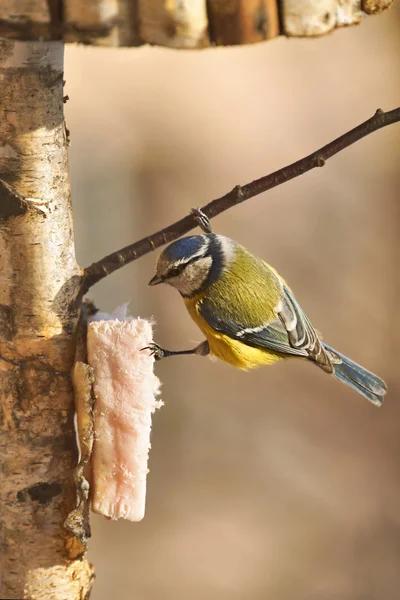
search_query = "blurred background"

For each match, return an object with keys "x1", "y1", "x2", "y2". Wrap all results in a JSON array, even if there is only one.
[{"x1": 66, "y1": 7, "x2": 400, "y2": 599}]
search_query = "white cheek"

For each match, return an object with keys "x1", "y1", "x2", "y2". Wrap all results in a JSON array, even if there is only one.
[
  {"x1": 175, "y1": 257, "x2": 212, "y2": 295},
  {"x1": 165, "y1": 277, "x2": 178, "y2": 287}
]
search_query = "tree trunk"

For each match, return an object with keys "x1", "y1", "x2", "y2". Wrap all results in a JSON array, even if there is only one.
[{"x1": 0, "y1": 39, "x2": 93, "y2": 599}]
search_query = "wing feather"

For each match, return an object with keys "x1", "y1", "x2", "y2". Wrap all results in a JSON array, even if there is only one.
[
  {"x1": 278, "y1": 285, "x2": 334, "y2": 372},
  {"x1": 198, "y1": 298, "x2": 309, "y2": 358},
  {"x1": 198, "y1": 277, "x2": 334, "y2": 372}
]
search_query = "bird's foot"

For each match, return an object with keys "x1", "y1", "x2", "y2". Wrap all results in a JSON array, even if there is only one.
[
  {"x1": 191, "y1": 207, "x2": 213, "y2": 233},
  {"x1": 141, "y1": 343, "x2": 168, "y2": 361}
]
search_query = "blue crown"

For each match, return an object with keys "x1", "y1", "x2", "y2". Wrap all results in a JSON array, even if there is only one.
[{"x1": 162, "y1": 235, "x2": 208, "y2": 263}]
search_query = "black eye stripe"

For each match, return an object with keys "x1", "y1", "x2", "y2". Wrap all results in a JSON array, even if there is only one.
[
  {"x1": 168, "y1": 266, "x2": 183, "y2": 277},
  {"x1": 166, "y1": 253, "x2": 207, "y2": 278}
]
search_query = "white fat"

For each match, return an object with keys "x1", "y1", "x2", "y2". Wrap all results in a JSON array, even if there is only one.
[{"x1": 90, "y1": 303, "x2": 131, "y2": 322}]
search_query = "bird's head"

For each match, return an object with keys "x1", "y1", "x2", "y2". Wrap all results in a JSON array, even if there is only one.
[{"x1": 149, "y1": 234, "x2": 233, "y2": 297}]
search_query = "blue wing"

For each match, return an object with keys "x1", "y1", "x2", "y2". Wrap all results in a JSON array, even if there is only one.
[{"x1": 199, "y1": 283, "x2": 334, "y2": 371}]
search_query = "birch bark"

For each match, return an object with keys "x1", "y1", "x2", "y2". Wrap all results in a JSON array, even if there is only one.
[{"x1": 0, "y1": 39, "x2": 93, "y2": 600}]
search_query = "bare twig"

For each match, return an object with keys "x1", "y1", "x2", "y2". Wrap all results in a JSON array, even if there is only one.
[{"x1": 82, "y1": 107, "x2": 400, "y2": 293}]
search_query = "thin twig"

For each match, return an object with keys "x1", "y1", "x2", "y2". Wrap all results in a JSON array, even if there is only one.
[{"x1": 82, "y1": 107, "x2": 400, "y2": 293}]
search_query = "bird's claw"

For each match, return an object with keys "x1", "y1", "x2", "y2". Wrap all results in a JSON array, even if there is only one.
[
  {"x1": 141, "y1": 343, "x2": 166, "y2": 361},
  {"x1": 191, "y1": 207, "x2": 213, "y2": 233}
]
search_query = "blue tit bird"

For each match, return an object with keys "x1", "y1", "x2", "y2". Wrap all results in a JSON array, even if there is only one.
[{"x1": 147, "y1": 233, "x2": 386, "y2": 406}]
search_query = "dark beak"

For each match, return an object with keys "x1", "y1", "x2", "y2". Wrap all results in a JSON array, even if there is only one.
[{"x1": 148, "y1": 274, "x2": 164, "y2": 286}]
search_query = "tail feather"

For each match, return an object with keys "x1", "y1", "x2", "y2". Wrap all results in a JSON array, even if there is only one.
[{"x1": 323, "y1": 343, "x2": 387, "y2": 406}]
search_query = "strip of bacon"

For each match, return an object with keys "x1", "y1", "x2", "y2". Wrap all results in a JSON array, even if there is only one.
[{"x1": 87, "y1": 315, "x2": 162, "y2": 521}]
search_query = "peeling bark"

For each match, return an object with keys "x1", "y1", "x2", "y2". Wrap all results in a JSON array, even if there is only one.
[
  {"x1": 282, "y1": 0, "x2": 362, "y2": 37},
  {"x1": 137, "y1": 0, "x2": 210, "y2": 48},
  {"x1": 0, "y1": 39, "x2": 93, "y2": 600},
  {"x1": 362, "y1": 0, "x2": 393, "y2": 13},
  {"x1": 0, "y1": 0, "x2": 394, "y2": 45},
  {"x1": 207, "y1": 0, "x2": 279, "y2": 45}
]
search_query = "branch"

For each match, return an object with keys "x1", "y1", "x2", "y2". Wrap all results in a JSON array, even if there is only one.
[{"x1": 82, "y1": 106, "x2": 400, "y2": 293}]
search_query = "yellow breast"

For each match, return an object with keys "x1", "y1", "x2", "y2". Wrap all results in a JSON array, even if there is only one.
[{"x1": 184, "y1": 295, "x2": 284, "y2": 370}]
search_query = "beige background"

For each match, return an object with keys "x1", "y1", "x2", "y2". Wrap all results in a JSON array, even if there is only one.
[{"x1": 65, "y1": 8, "x2": 400, "y2": 599}]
